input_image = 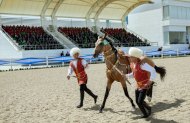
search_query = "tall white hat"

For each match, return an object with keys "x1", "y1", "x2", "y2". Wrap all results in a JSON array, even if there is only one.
[
  {"x1": 70, "y1": 47, "x2": 81, "y2": 56},
  {"x1": 128, "y1": 47, "x2": 143, "y2": 58}
]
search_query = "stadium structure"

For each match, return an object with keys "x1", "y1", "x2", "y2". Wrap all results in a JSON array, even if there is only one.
[{"x1": 0, "y1": 0, "x2": 189, "y2": 60}]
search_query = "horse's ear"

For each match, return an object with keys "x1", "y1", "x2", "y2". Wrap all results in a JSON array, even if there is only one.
[{"x1": 103, "y1": 33, "x2": 108, "y2": 39}]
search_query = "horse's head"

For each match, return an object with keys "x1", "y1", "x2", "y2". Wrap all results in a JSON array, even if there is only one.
[{"x1": 93, "y1": 35, "x2": 110, "y2": 58}]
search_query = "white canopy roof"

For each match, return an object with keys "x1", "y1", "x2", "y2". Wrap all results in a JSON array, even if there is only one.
[{"x1": 0, "y1": 0, "x2": 152, "y2": 21}]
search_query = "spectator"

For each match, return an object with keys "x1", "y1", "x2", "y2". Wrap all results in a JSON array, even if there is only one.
[
  {"x1": 157, "y1": 47, "x2": 163, "y2": 51},
  {"x1": 2, "y1": 25, "x2": 64, "y2": 50},
  {"x1": 66, "y1": 51, "x2": 70, "y2": 56},
  {"x1": 101, "y1": 28, "x2": 150, "y2": 47},
  {"x1": 60, "y1": 51, "x2": 64, "y2": 56},
  {"x1": 58, "y1": 27, "x2": 98, "y2": 48}
]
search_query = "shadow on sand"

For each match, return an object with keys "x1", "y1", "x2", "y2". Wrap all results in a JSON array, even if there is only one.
[
  {"x1": 83, "y1": 104, "x2": 119, "y2": 114},
  {"x1": 131, "y1": 99, "x2": 185, "y2": 123},
  {"x1": 83, "y1": 99, "x2": 185, "y2": 122}
]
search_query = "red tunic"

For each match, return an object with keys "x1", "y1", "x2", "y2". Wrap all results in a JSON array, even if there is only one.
[
  {"x1": 70, "y1": 58, "x2": 87, "y2": 85},
  {"x1": 131, "y1": 62, "x2": 150, "y2": 89}
]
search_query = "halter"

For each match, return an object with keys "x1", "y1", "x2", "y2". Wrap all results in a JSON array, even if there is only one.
[
  {"x1": 100, "y1": 40, "x2": 116, "y2": 59},
  {"x1": 102, "y1": 43, "x2": 116, "y2": 60},
  {"x1": 100, "y1": 40, "x2": 131, "y2": 85}
]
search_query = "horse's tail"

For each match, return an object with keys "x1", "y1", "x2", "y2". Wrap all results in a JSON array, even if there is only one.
[{"x1": 154, "y1": 65, "x2": 166, "y2": 81}]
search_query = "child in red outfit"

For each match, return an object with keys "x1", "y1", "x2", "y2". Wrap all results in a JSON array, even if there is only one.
[{"x1": 67, "y1": 47, "x2": 98, "y2": 108}]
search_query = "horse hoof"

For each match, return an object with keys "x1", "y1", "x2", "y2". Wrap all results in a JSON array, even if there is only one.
[{"x1": 99, "y1": 109, "x2": 103, "y2": 113}]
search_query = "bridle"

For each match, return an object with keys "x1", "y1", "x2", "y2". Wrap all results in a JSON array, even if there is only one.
[{"x1": 98, "y1": 40, "x2": 131, "y2": 85}]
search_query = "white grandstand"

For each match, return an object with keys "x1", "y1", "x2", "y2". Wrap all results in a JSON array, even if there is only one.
[
  {"x1": 0, "y1": 0, "x2": 154, "y2": 59},
  {"x1": 0, "y1": 0, "x2": 189, "y2": 60}
]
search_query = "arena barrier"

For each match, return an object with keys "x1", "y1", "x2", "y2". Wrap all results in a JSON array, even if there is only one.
[{"x1": 0, "y1": 49, "x2": 190, "y2": 70}]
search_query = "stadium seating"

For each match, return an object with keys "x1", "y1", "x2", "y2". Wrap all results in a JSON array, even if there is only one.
[
  {"x1": 2, "y1": 25, "x2": 64, "y2": 50},
  {"x1": 58, "y1": 27, "x2": 98, "y2": 48},
  {"x1": 101, "y1": 28, "x2": 150, "y2": 47}
]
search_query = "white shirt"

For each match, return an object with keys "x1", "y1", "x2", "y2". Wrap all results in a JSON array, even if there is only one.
[
  {"x1": 127, "y1": 63, "x2": 156, "y2": 81},
  {"x1": 67, "y1": 59, "x2": 88, "y2": 76}
]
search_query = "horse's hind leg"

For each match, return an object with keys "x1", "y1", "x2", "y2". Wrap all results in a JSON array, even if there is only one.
[
  {"x1": 121, "y1": 81, "x2": 136, "y2": 109},
  {"x1": 99, "y1": 80, "x2": 113, "y2": 113}
]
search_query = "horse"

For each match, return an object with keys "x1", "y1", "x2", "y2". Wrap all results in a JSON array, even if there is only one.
[{"x1": 93, "y1": 35, "x2": 135, "y2": 113}]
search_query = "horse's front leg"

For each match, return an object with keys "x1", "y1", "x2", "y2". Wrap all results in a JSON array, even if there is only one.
[
  {"x1": 121, "y1": 80, "x2": 136, "y2": 109},
  {"x1": 99, "y1": 79, "x2": 113, "y2": 113}
]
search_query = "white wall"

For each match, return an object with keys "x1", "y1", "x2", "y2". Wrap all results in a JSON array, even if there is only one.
[
  {"x1": 22, "y1": 49, "x2": 65, "y2": 58},
  {"x1": 1, "y1": 17, "x2": 41, "y2": 26},
  {"x1": 0, "y1": 30, "x2": 22, "y2": 59},
  {"x1": 165, "y1": 44, "x2": 189, "y2": 50},
  {"x1": 127, "y1": 8, "x2": 164, "y2": 46},
  {"x1": 1, "y1": 42, "x2": 188, "y2": 59},
  {"x1": 120, "y1": 46, "x2": 159, "y2": 53},
  {"x1": 56, "y1": 19, "x2": 94, "y2": 27},
  {"x1": 110, "y1": 22, "x2": 122, "y2": 28},
  {"x1": 163, "y1": 19, "x2": 190, "y2": 27},
  {"x1": 97, "y1": 21, "x2": 107, "y2": 28},
  {"x1": 163, "y1": 25, "x2": 186, "y2": 32},
  {"x1": 163, "y1": 0, "x2": 190, "y2": 8},
  {"x1": 56, "y1": 20, "x2": 87, "y2": 27},
  {"x1": 21, "y1": 46, "x2": 161, "y2": 58},
  {"x1": 21, "y1": 48, "x2": 96, "y2": 58}
]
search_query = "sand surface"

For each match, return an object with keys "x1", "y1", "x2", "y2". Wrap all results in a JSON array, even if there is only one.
[{"x1": 0, "y1": 57, "x2": 190, "y2": 123}]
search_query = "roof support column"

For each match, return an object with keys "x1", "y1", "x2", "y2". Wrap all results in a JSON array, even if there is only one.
[
  {"x1": 122, "y1": 19, "x2": 126, "y2": 29},
  {"x1": 121, "y1": 1, "x2": 153, "y2": 29},
  {"x1": 40, "y1": 0, "x2": 52, "y2": 26},
  {"x1": 94, "y1": 0, "x2": 115, "y2": 22},
  {"x1": 85, "y1": 0, "x2": 106, "y2": 19},
  {"x1": 40, "y1": 0, "x2": 52, "y2": 27},
  {"x1": 51, "y1": 0, "x2": 64, "y2": 28}
]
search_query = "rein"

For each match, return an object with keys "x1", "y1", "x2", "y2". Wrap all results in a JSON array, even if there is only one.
[{"x1": 102, "y1": 41, "x2": 131, "y2": 85}]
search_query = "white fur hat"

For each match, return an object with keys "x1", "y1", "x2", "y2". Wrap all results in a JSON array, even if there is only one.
[
  {"x1": 70, "y1": 47, "x2": 81, "y2": 56},
  {"x1": 128, "y1": 47, "x2": 143, "y2": 58}
]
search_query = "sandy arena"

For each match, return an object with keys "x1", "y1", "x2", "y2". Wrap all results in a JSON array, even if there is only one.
[{"x1": 0, "y1": 57, "x2": 190, "y2": 123}]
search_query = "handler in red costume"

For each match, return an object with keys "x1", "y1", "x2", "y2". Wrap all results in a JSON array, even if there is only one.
[
  {"x1": 127, "y1": 47, "x2": 152, "y2": 118},
  {"x1": 67, "y1": 47, "x2": 98, "y2": 108}
]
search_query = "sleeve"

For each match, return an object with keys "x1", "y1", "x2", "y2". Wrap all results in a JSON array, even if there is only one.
[
  {"x1": 67, "y1": 64, "x2": 73, "y2": 76},
  {"x1": 126, "y1": 72, "x2": 134, "y2": 79},
  {"x1": 141, "y1": 63, "x2": 156, "y2": 81},
  {"x1": 82, "y1": 59, "x2": 88, "y2": 68}
]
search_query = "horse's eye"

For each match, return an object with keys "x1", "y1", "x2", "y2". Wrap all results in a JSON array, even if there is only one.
[{"x1": 99, "y1": 42, "x2": 104, "y2": 46}]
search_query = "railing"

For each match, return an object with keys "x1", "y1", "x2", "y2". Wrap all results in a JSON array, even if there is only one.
[
  {"x1": 20, "y1": 44, "x2": 64, "y2": 50},
  {"x1": 62, "y1": 42, "x2": 156, "y2": 48},
  {"x1": 1, "y1": 27, "x2": 22, "y2": 50},
  {"x1": 1, "y1": 49, "x2": 190, "y2": 71},
  {"x1": 0, "y1": 55, "x2": 104, "y2": 71},
  {"x1": 113, "y1": 42, "x2": 151, "y2": 47}
]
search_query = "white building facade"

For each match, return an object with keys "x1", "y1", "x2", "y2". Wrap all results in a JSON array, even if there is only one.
[{"x1": 127, "y1": 0, "x2": 190, "y2": 47}]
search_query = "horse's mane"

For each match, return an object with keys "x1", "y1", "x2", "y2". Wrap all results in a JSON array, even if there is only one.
[{"x1": 105, "y1": 38, "x2": 118, "y2": 58}]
